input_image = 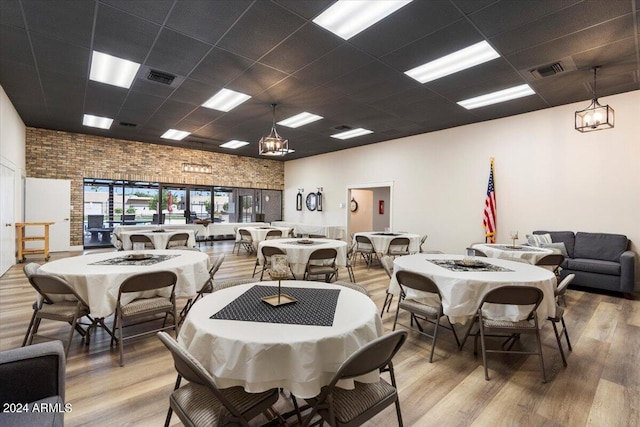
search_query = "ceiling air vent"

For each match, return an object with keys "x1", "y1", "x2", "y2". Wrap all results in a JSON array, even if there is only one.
[
  {"x1": 147, "y1": 70, "x2": 175, "y2": 85},
  {"x1": 333, "y1": 125, "x2": 352, "y2": 131},
  {"x1": 529, "y1": 57, "x2": 576, "y2": 79},
  {"x1": 119, "y1": 122, "x2": 137, "y2": 127}
]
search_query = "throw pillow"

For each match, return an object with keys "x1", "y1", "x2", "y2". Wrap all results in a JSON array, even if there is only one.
[
  {"x1": 541, "y1": 242, "x2": 568, "y2": 257},
  {"x1": 526, "y1": 233, "x2": 552, "y2": 247}
]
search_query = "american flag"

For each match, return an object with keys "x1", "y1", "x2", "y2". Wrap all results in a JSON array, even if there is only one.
[{"x1": 483, "y1": 159, "x2": 497, "y2": 243}]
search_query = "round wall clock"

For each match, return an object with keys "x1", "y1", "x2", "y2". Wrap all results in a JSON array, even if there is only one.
[
  {"x1": 306, "y1": 193, "x2": 317, "y2": 211},
  {"x1": 350, "y1": 198, "x2": 358, "y2": 212}
]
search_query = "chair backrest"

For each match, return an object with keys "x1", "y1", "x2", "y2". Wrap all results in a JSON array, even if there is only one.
[
  {"x1": 166, "y1": 232, "x2": 190, "y2": 248},
  {"x1": 308, "y1": 234, "x2": 326, "y2": 238},
  {"x1": 555, "y1": 273, "x2": 575, "y2": 297},
  {"x1": 481, "y1": 285, "x2": 543, "y2": 308},
  {"x1": 130, "y1": 234, "x2": 154, "y2": 248},
  {"x1": 419, "y1": 234, "x2": 428, "y2": 252},
  {"x1": 388, "y1": 237, "x2": 410, "y2": 253},
  {"x1": 208, "y1": 254, "x2": 225, "y2": 278},
  {"x1": 381, "y1": 256, "x2": 394, "y2": 279},
  {"x1": 329, "y1": 331, "x2": 407, "y2": 383},
  {"x1": 308, "y1": 248, "x2": 337, "y2": 263},
  {"x1": 262, "y1": 246, "x2": 285, "y2": 260},
  {"x1": 23, "y1": 262, "x2": 41, "y2": 279},
  {"x1": 333, "y1": 281, "x2": 369, "y2": 296},
  {"x1": 29, "y1": 274, "x2": 88, "y2": 306},
  {"x1": 395, "y1": 270, "x2": 440, "y2": 296},
  {"x1": 118, "y1": 271, "x2": 177, "y2": 295},
  {"x1": 239, "y1": 229, "x2": 252, "y2": 240},
  {"x1": 122, "y1": 214, "x2": 135, "y2": 221},
  {"x1": 536, "y1": 254, "x2": 564, "y2": 271},
  {"x1": 355, "y1": 235, "x2": 373, "y2": 245},
  {"x1": 156, "y1": 332, "x2": 244, "y2": 418},
  {"x1": 87, "y1": 215, "x2": 104, "y2": 228},
  {"x1": 265, "y1": 229, "x2": 282, "y2": 239}
]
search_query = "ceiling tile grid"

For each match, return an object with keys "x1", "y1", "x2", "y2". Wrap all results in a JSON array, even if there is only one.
[{"x1": 0, "y1": 0, "x2": 637, "y2": 160}]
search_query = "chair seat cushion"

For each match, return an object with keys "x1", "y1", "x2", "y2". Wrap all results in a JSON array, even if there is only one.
[
  {"x1": 121, "y1": 296, "x2": 172, "y2": 316},
  {"x1": 39, "y1": 301, "x2": 89, "y2": 319},
  {"x1": 171, "y1": 382, "x2": 277, "y2": 426},
  {"x1": 399, "y1": 299, "x2": 440, "y2": 318},
  {"x1": 566, "y1": 258, "x2": 620, "y2": 275},
  {"x1": 310, "y1": 380, "x2": 397, "y2": 424},
  {"x1": 307, "y1": 265, "x2": 337, "y2": 275},
  {"x1": 482, "y1": 318, "x2": 536, "y2": 329}
]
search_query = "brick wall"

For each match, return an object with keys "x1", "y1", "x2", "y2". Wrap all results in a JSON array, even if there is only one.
[{"x1": 25, "y1": 127, "x2": 284, "y2": 246}]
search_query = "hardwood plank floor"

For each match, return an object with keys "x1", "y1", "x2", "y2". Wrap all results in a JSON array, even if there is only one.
[{"x1": 1, "y1": 241, "x2": 638, "y2": 427}]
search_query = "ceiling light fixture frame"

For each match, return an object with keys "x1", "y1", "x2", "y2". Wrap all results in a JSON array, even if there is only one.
[
  {"x1": 259, "y1": 103, "x2": 289, "y2": 157},
  {"x1": 574, "y1": 66, "x2": 615, "y2": 133}
]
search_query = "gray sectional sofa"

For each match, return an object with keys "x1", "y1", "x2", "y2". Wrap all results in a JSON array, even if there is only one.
[{"x1": 533, "y1": 231, "x2": 636, "y2": 297}]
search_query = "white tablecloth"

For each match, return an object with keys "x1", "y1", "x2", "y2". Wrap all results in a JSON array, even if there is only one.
[
  {"x1": 271, "y1": 222, "x2": 345, "y2": 240},
  {"x1": 112, "y1": 224, "x2": 205, "y2": 248},
  {"x1": 471, "y1": 243, "x2": 554, "y2": 264},
  {"x1": 207, "y1": 222, "x2": 268, "y2": 237},
  {"x1": 388, "y1": 254, "x2": 557, "y2": 325},
  {"x1": 119, "y1": 229, "x2": 197, "y2": 250},
  {"x1": 38, "y1": 250, "x2": 208, "y2": 317},
  {"x1": 257, "y1": 239, "x2": 347, "y2": 277},
  {"x1": 178, "y1": 281, "x2": 382, "y2": 398},
  {"x1": 236, "y1": 226, "x2": 293, "y2": 244},
  {"x1": 353, "y1": 231, "x2": 421, "y2": 255}
]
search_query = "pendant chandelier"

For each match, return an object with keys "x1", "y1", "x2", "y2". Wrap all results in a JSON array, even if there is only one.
[
  {"x1": 259, "y1": 103, "x2": 289, "y2": 156},
  {"x1": 575, "y1": 67, "x2": 614, "y2": 132}
]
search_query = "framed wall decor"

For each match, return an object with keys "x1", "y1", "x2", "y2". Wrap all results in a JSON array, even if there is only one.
[
  {"x1": 316, "y1": 188, "x2": 323, "y2": 211},
  {"x1": 296, "y1": 190, "x2": 303, "y2": 211},
  {"x1": 306, "y1": 193, "x2": 317, "y2": 211}
]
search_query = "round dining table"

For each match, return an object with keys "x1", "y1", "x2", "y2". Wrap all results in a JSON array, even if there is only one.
[
  {"x1": 38, "y1": 249, "x2": 209, "y2": 317},
  {"x1": 471, "y1": 243, "x2": 554, "y2": 264},
  {"x1": 178, "y1": 280, "x2": 382, "y2": 398},
  {"x1": 353, "y1": 231, "x2": 421, "y2": 255},
  {"x1": 387, "y1": 253, "x2": 557, "y2": 325},
  {"x1": 257, "y1": 239, "x2": 347, "y2": 278}
]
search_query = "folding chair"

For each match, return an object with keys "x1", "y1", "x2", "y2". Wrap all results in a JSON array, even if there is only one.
[{"x1": 303, "y1": 248, "x2": 338, "y2": 282}]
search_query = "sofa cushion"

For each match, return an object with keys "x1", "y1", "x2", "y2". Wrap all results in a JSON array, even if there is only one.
[
  {"x1": 567, "y1": 258, "x2": 621, "y2": 276},
  {"x1": 526, "y1": 233, "x2": 552, "y2": 247},
  {"x1": 0, "y1": 396, "x2": 64, "y2": 427},
  {"x1": 573, "y1": 232, "x2": 629, "y2": 262},
  {"x1": 534, "y1": 231, "x2": 575, "y2": 259}
]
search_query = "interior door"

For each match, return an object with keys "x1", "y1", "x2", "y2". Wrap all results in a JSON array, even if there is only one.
[
  {"x1": 0, "y1": 163, "x2": 15, "y2": 275},
  {"x1": 25, "y1": 177, "x2": 71, "y2": 252}
]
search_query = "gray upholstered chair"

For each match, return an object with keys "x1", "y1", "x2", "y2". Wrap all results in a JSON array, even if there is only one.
[
  {"x1": 165, "y1": 232, "x2": 190, "y2": 249},
  {"x1": 392, "y1": 270, "x2": 459, "y2": 362},
  {"x1": 474, "y1": 286, "x2": 546, "y2": 382},
  {"x1": 157, "y1": 331, "x2": 280, "y2": 427},
  {"x1": 26, "y1": 274, "x2": 93, "y2": 356},
  {"x1": 111, "y1": 271, "x2": 177, "y2": 366},
  {"x1": 0, "y1": 340, "x2": 66, "y2": 427},
  {"x1": 297, "y1": 331, "x2": 407, "y2": 427},
  {"x1": 22, "y1": 262, "x2": 42, "y2": 347},
  {"x1": 303, "y1": 248, "x2": 338, "y2": 282},
  {"x1": 129, "y1": 233, "x2": 155, "y2": 249}
]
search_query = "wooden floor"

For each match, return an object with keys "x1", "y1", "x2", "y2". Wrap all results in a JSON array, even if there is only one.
[{"x1": 1, "y1": 241, "x2": 638, "y2": 427}]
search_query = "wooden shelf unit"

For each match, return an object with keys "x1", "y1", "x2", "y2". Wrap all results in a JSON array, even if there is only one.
[{"x1": 15, "y1": 222, "x2": 54, "y2": 262}]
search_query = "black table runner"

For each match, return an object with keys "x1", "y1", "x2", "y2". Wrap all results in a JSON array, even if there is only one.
[{"x1": 211, "y1": 285, "x2": 340, "y2": 326}]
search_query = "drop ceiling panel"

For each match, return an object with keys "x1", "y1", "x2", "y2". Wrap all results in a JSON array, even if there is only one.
[
  {"x1": 189, "y1": 48, "x2": 254, "y2": 87},
  {"x1": 21, "y1": 0, "x2": 94, "y2": 48},
  {"x1": 100, "y1": 0, "x2": 174, "y2": 25},
  {"x1": 0, "y1": 25, "x2": 34, "y2": 66},
  {"x1": 145, "y1": 28, "x2": 211, "y2": 77},
  {"x1": 30, "y1": 34, "x2": 90, "y2": 79},
  {"x1": 293, "y1": 44, "x2": 373, "y2": 86},
  {"x1": 0, "y1": 0, "x2": 23, "y2": 28}
]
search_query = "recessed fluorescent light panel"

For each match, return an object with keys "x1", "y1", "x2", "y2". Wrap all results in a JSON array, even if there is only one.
[
  {"x1": 89, "y1": 51, "x2": 140, "y2": 89},
  {"x1": 161, "y1": 129, "x2": 191, "y2": 140},
  {"x1": 457, "y1": 84, "x2": 536, "y2": 109},
  {"x1": 330, "y1": 128, "x2": 373, "y2": 140},
  {"x1": 313, "y1": 0, "x2": 413, "y2": 40},
  {"x1": 220, "y1": 140, "x2": 249, "y2": 149},
  {"x1": 82, "y1": 114, "x2": 113, "y2": 129},
  {"x1": 405, "y1": 41, "x2": 500, "y2": 84},
  {"x1": 277, "y1": 112, "x2": 323, "y2": 128},
  {"x1": 202, "y1": 88, "x2": 251, "y2": 112}
]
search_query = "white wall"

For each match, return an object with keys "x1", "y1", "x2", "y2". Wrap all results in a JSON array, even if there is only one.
[{"x1": 285, "y1": 90, "x2": 640, "y2": 283}]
